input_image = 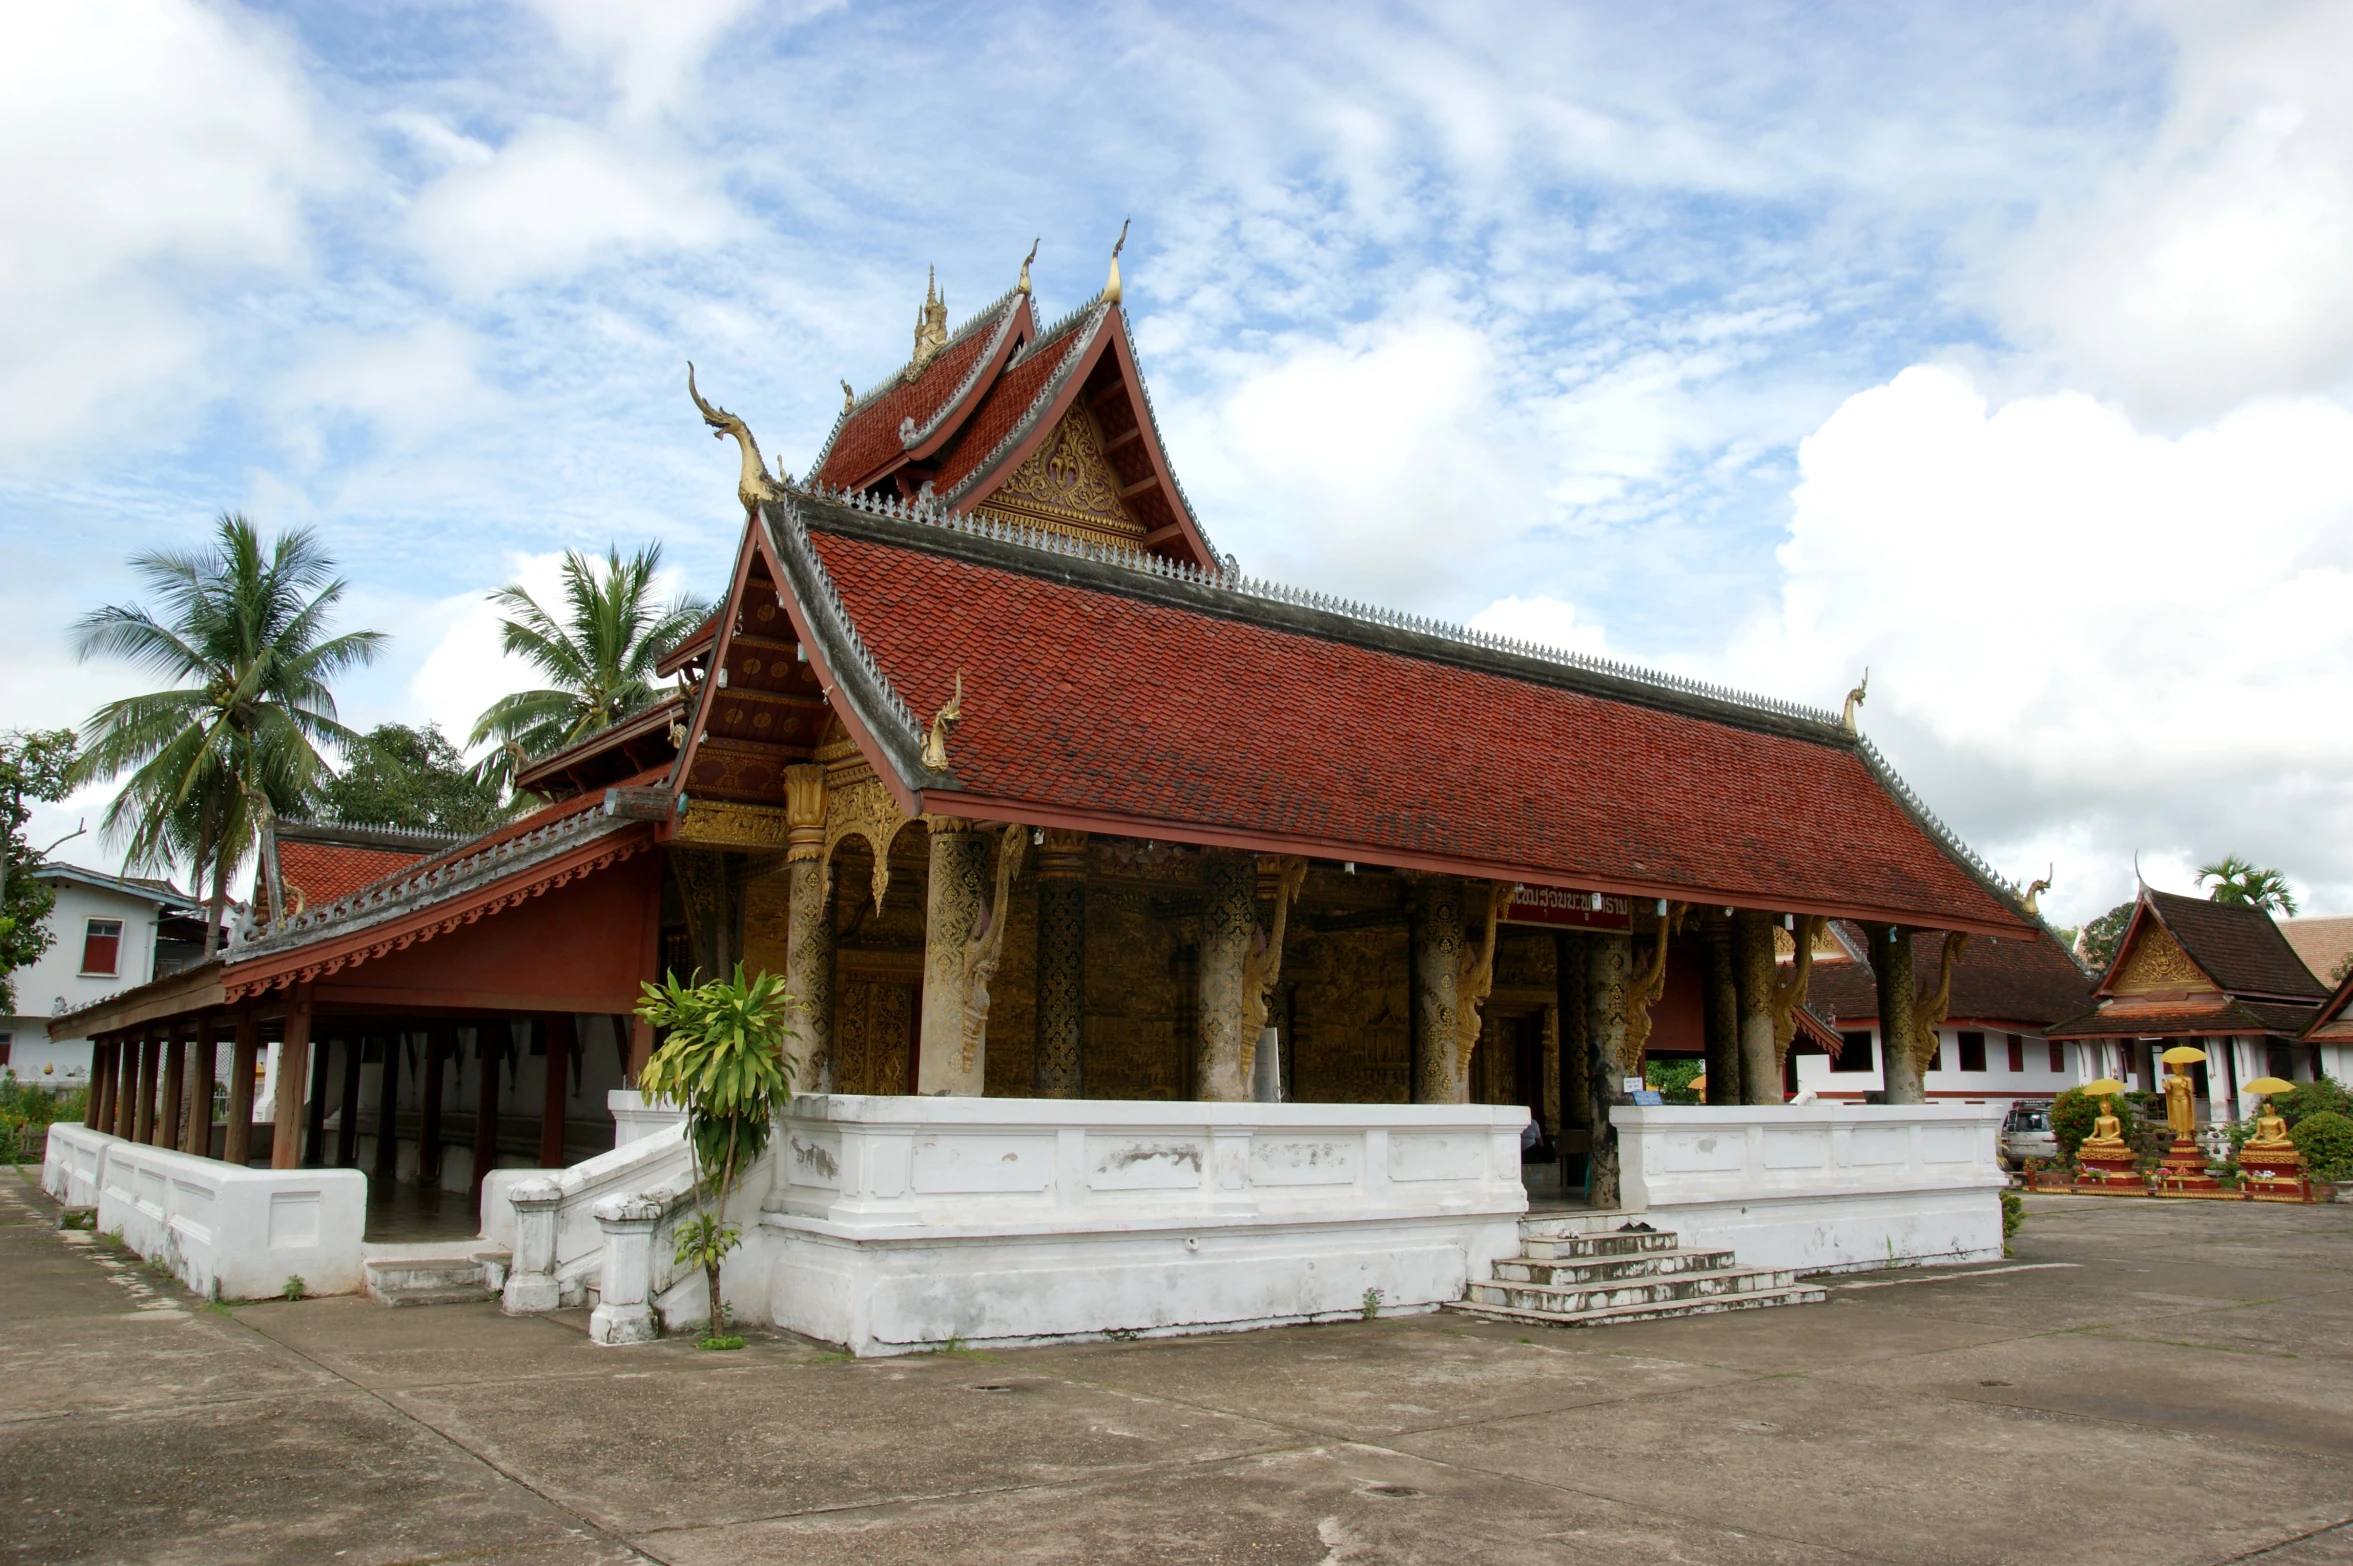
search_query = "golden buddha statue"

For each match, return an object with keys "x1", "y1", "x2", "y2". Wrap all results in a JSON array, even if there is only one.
[
  {"x1": 2246, "y1": 1097, "x2": 2294, "y2": 1151},
  {"x1": 2083, "y1": 1097, "x2": 2127, "y2": 1149},
  {"x1": 2162, "y1": 1065, "x2": 2197, "y2": 1141}
]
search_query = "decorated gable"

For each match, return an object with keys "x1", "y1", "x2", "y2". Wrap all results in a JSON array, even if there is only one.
[
  {"x1": 2108, "y1": 918, "x2": 2214, "y2": 995},
  {"x1": 980, "y1": 404, "x2": 1144, "y2": 547}
]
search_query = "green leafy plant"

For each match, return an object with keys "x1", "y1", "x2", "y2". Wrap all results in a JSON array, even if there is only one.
[
  {"x1": 2197, "y1": 855, "x2": 2298, "y2": 916},
  {"x1": 636, "y1": 964, "x2": 798, "y2": 1344},
  {"x1": 1645, "y1": 1059, "x2": 1702, "y2": 1103},
  {"x1": 282, "y1": 1274, "x2": 306, "y2": 1301},
  {"x1": 2000, "y1": 1189, "x2": 2024, "y2": 1256},
  {"x1": 2276, "y1": 1076, "x2": 2351, "y2": 1128},
  {"x1": 2288, "y1": 1111, "x2": 2353, "y2": 1181},
  {"x1": 1360, "y1": 1288, "x2": 1384, "y2": 1321}
]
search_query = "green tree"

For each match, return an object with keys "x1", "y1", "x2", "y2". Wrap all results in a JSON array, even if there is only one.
[
  {"x1": 0, "y1": 730, "x2": 80, "y2": 1012},
  {"x1": 2289, "y1": 1111, "x2": 2353, "y2": 1181},
  {"x1": 2197, "y1": 855, "x2": 2298, "y2": 916},
  {"x1": 635, "y1": 966, "x2": 798, "y2": 1345},
  {"x1": 2077, "y1": 901, "x2": 2136, "y2": 970},
  {"x1": 322, "y1": 723, "x2": 514, "y2": 837},
  {"x1": 67, "y1": 515, "x2": 386, "y2": 952},
  {"x1": 468, "y1": 544, "x2": 708, "y2": 793}
]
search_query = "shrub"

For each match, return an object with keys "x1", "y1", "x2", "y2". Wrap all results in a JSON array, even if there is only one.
[
  {"x1": 2288, "y1": 1111, "x2": 2353, "y2": 1181},
  {"x1": 2051, "y1": 1087, "x2": 2135, "y2": 1162},
  {"x1": 2277, "y1": 1076, "x2": 2351, "y2": 1129}
]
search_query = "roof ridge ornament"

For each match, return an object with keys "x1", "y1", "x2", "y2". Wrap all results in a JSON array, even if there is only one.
[
  {"x1": 908, "y1": 266, "x2": 949, "y2": 378},
  {"x1": 687, "y1": 363, "x2": 786, "y2": 518},
  {"x1": 840, "y1": 378, "x2": 855, "y2": 412},
  {"x1": 1018, "y1": 237, "x2": 1038, "y2": 295},
  {"x1": 1840, "y1": 668, "x2": 1868, "y2": 734},
  {"x1": 922, "y1": 670, "x2": 964, "y2": 773},
  {"x1": 1105, "y1": 218, "x2": 1128, "y2": 304},
  {"x1": 2023, "y1": 863, "x2": 2053, "y2": 918}
]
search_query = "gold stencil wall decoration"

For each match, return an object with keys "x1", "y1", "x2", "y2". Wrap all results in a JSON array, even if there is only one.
[
  {"x1": 982, "y1": 406, "x2": 1146, "y2": 546},
  {"x1": 2109, "y1": 923, "x2": 2213, "y2": 994}
]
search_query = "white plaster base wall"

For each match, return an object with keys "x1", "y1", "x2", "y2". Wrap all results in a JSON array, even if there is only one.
[
  {"x1": 762, "y1": 1096, "x2": 1529, "y2": 1357},
  {"x1": 43, "y1": 1122, "x2": 108, "y2": 1210},
  {"x1": 1612, "y1": 1103, "x2": 2006, "y2": 1274},
  {"x1": 46, "y1": 1124, "x2": 367, "y2": 1300}
]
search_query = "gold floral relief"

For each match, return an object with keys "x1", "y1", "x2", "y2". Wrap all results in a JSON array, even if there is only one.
[
  {"x1": 2109, "y1": 924, "x2": 2213, "y2": 994},
  {"x1": 982, "y1": 406, "x2": 1146, "y2": 546}
]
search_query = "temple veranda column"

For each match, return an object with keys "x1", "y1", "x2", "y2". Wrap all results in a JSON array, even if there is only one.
[
  {"x1": 472, "y1": 1022, "x2": 505, "y2": 1205},
  {"x1": 1032, "y1": 830, "x2": 1088, "y2": 1098},
  {"x1": 377, "y1": 1029, "x2": 404, "y2": 1179},
  {"x1": 1195, "y1": 851, "x2": 1258, "y2": 1102},
  {"x1": 1585, "y1": 931, "x2": 1634, "y2": 1209},
  {"x1": 781, "y1": 765, "x2": 834, "y2": 1093},
  {"x1": 155, "y1": 1028, "x2": 186, "y2": 1148},
  {"x1": 1553, "y1": 932, "x2": 1591, "y2": 1186},
  {"x1": 1702, "y1": 919, "x2": 1741, "y2": 1105},
  {"x1": 914, "y1": 819, "x2": 1022, "y2": 1097},
  {"x1": 538, "y1": 1014, "x2": 572, "y2": 1167},
  {"x1": 335, "y1": 1034, "x2": 365, "y2": 1167},
  {"x1": 224, "y1": 1015, "x2": 258, "y2": 1167},
  {"x1": 302, "y1": 1033, "x2": 331, "y2": 1166},
  {"x1": 1408, "y1": 876, "x2": 1467, "y2": 1105},
  {"x1": 185, "y1": 1018, "x2": 218, "y2": 1155},
  {"x1": 1870, "y1": 925, "x2": 1925, "y2": 1104},
  {"x1": 112, "y1": 1035, "x2": 136, "y2": 1138},
  {"x1": 271, "y1": 1000, "x2": 313, "y2": 1170},
  {"x1": 132, "y1": 1031, "x2": 159, "y2": 1144},
  {"x1": 1732, "y1": 909, "x2": 1779, "y2": 1104},
  {"x1": 419, "y1": 1024, "x2": 449, "y2": 1189}
]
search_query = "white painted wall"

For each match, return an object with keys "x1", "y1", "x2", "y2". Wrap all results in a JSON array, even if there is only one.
[
  {"x1": 1796, "y1": 1024, "x2": 2080, "y2": 1109},
  {"x1": 1612, "y1": 1102, "x2": 2007, "y2": 1273},
  {"x1": 4, "y1": 873, "x2": 181, "y2": 1087}
]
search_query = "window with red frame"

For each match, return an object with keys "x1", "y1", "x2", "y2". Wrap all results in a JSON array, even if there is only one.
[
  {"x1": 2048, "y1": 1039, "x2": 2065, "y2": 1073},
  {"x1": 2006, "y1": 1033, "x2": 2025, "y2": 1072},
  {"x1": 80, "y1": 919, "x2": 123, "y2": 976}
]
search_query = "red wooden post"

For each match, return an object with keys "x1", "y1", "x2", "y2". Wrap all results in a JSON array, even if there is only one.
[
  {"x1": 132, "y1": 1032, "x2": 159, "y2": 1144},
  {"x1": 271, "y1": 1000, "x2": 313, "y2": 1170},
  {"x1": 224, "y1": 1014, "x2": 258, "y2": 1166},
  {"x1": 539, "y1": 1014, "x2": 573, "y2": 1168},
  {"x1": 155, "y1": 1028, "x2": 186, "y2": 1149},
  {"x1": 471, "y1": 1021, "x2": 504, "y2": 1207},
  {"x1": 186, "y1": 1018, "x2": 218, "y2": 1155}
]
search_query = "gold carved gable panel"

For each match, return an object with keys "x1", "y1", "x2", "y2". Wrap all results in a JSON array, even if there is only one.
[
  {"x1": 980, "y1": 406, "x2": 1146, "y2": 548},
  {"x1": 2110, "y1": 922, "x2": 2214, "y2": 995}
]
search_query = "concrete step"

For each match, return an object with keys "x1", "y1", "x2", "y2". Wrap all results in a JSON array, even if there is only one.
[
  {"x1": 1447, "y1": 1283, "x2": 1828, "y2": 1330},
  {"x1": 1519, "y1": 1230, "x2": 1681, "y2": 1261},
  {"x1": 1490, "y1": 1248, "x2": 1737, "y2": 1287},
  {"x1": 364, "y1": 1256, "x2": 494, "y2": 1307},
  {"x1": 1466, "y1": 1265, "x2": 1799, "y2": 1316},
  {"x1": 1518, "y1": 1213, "x2": 1664, "y2": 1240}
]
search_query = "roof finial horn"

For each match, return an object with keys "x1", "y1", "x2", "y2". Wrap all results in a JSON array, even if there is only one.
[
  {"x1": 1839, "y1": 667, "x2": 1868, "y2": 734},
  {"x1": 1106, "y1": 218, "x2": 1129, "y2": 304},
  {"x1": 1018, "y1": 237, "x2": 1038, "y2": 295}
]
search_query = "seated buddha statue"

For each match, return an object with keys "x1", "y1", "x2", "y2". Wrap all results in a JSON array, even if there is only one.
[
  {"x1": 2083, "y1": 1098, "x2": 2127, "y2": 1149},
  {"x1": 2245, "y1": 1098, "x2": 2295, "y2": 1151}
]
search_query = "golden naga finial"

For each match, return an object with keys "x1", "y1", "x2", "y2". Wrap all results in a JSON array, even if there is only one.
[
  {"x1": 687, "y1": 363, "x2": 785, "y2": 517},
  {"x1": 2022, "y1": 863, "x2": 2054, "y2": 918},
  {"x1": 840, "y1": 378, "x2": 855, "y2": 412},
  {"x1": 921, "y1": 670, "x2": 964, "y2": 772},
  {"x1": 1017, "y1": 237, "x2": 1038, "y2": 295},
  {"x1": 1840, "y1": 667, "x2": 1869, "y2": 734},
  {"x1": 1105, "y1": 218, "x2": 1129, "y2": 304}
]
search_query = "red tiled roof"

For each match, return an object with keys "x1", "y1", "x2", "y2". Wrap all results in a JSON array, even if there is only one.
[
  {"x1": 2049, "y1": 996, "x2": 2320, "y2": 1040},
  {"x1": 814, "y1": 296, "x2": 1020, "y2": 489},
  {"x1": 803, "y1": 520, "x2": 2032, "y2": 934},
  {"x1": 1805, "y1": 924, "x2": 2092, "y2": 1029},
  {"x1": 278, "y1": 839, "x2": 428, "y2": 913},
  {"x1": 930, "y1": 333, "x2": 1076, "y2": 496}
]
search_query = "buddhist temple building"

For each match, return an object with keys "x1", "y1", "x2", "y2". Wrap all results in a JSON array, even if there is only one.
[
  {"x1": 48, "y1": 244, "x2": 2044, "y2": 1337},
  {"x1": 2050, "y1": 887, "x2": 2333, "y2": 1123}
]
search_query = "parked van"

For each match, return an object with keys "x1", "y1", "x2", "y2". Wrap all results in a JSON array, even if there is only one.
[{"x1": 2002, "y1": 1100, "x2": 2058, "y2": 1167}]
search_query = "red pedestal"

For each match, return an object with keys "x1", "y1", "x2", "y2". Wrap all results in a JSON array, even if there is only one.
[
  {"x1": 2072, "y1": 1145, "x2": 2143, "y2": 1194},
  {"x1": 2239, "y1": 1149, "x2": 2312, "y2": 1204},
  {"x1": 2154, "y1": 1139, "x2": 2227, "y2": 1198}
]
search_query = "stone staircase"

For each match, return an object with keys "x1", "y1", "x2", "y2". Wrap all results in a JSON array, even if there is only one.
[
  {"x1": 362, "y1": 1246, "x2": 508, "y2": 1307},
  {"x1": 1448, "y1": 1216, "x2": 1825, "y2": 1329}
]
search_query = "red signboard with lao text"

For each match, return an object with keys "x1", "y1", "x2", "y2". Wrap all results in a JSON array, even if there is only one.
[{"x1": 1502, "y1": 885, "x2": 1633, "y2": 931}]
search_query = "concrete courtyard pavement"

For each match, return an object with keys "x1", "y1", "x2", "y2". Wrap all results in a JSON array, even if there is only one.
[{"x1": 6, "y1": 1172, "x2": 2351, "y2": 1566}]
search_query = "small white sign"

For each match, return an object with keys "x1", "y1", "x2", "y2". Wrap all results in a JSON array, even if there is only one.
[{"x1": 1623, "y1": 1076, "x2": 1644, "y2": 1094}]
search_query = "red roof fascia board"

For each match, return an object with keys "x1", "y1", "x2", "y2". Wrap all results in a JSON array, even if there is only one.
[
  {"x1": 2300, "y1": 968, "x2": 2353, "y2": 1041},
  {"x1": 663, "y1": 522, "x2": 765, "y2": 804},
  {"x1": 1084, "y1": 310, "x2": 1215, "y2": 566},
  {"x1": 221, "y1": 823, "x2": 656, "y2": 1003},
  {"x1": 807, "y1": 527, "x2": 2031, "y2": 937}
]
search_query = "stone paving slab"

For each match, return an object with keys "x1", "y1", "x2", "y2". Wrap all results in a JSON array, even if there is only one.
[{"x1": 8, "y1": 1168, "x2": 2351, "y2": 1565}]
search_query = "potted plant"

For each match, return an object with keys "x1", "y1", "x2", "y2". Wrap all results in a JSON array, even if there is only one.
[{"x1": 635, "y1": 965, "x2": 799, "y2": 1349}]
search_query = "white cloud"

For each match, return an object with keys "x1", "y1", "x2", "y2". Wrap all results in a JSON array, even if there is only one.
[
  {"x1": 2000, "y1": 0, "x2": 2353, "y2": 425},
  {"x1": 407, "y1": 122, "x2": 740, "y2": 292},
  {"x1": 403, "y1": 551, "x2": 572, "y2": 755},
  {"x1": 0, "y1": 0, "x2": 339, "y2": 457},
  {"x1": 1733, "y1": 363, "x2": 2353, "y2": 919},
  {"x1": 1468, "y1": 596, "x2": 1609, "y2": 658},
  {"x1": 520, "y1": 0, "x2": 773, "y2": 124}
]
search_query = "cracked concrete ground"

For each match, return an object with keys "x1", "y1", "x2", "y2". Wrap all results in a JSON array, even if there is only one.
[{"x1": 6, "y1": 1172, "x2": 2350, "y2": 1566}]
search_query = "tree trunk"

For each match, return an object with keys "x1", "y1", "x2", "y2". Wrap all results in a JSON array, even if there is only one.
[{"x1": 1870, "y1": 925, "x2": 1924, "y2": 1104}]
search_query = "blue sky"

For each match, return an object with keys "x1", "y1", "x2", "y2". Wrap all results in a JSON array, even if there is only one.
[{"x1": 6, "y1": 0, "x2": 2352, "y2": 925}]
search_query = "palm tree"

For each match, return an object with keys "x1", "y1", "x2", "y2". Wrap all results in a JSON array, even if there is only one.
[
  {"x1": 68, "y1": 515, "x2": 386, "y2": 955},
  {"x1": 469, "y1": 544, "x2": 709, "y2": 791},
  {"x1": 2197, "y1": 855, "x2": 2299, "y2": 917}
]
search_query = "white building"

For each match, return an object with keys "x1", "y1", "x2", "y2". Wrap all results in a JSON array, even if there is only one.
[{"x1": 2, "y1": 865, "x2": 203, "y2": 1089}]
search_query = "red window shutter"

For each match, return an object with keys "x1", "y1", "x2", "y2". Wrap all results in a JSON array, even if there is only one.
[
  {"x1": 80, "y1": 921, "x2": 123, "y2": 976},
  {"x1": 2006, "y1": 1034, "x2": 2025, "y2": 1073},
  {"x1": 2048, "y1": 1039, "x2": 2064, "y2": 1073}
]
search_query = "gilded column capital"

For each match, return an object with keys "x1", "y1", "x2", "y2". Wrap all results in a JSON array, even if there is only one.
[
  {"x1": 784, "y1": 763, "x2": 827, "y2": 863},
  {"x1": 1036, "y1": 828, "x2": 1089, "y2": 882}
]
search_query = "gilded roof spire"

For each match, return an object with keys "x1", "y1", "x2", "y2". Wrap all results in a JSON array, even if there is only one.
[
  {"x1": 1105, "y1": 218, "x2": 1129, "y2": 304},
  {"x1": 1018, "y1": 238, "x2": 1038, "y2": 295},
  {"x1": 909, "y1": 266, "x2": 949, "y2": 376}
]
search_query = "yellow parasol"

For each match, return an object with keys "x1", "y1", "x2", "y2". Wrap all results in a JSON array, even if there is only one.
[
  {"x1": 2159, "y1": 1045, "x2": 2208, "y2": 1065},
  {"x1": 1690, "y1": 1073, "x2": 1707, "y2": 1094},
  {"x1": 2080, "y1": 1078, "x2": 2128, "y2": 1096},
  {"x1": 2243, "y1": 1076, "x2": 2296, "y2": 1096}
]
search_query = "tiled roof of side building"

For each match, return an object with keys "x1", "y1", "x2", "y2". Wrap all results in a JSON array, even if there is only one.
[
  {"x1": 794, "y1": 511, "x2": 2033, "y2": 934},
  {"x1": 2050, "y1": 995, "x2": 2322, "y2": 1040},
  {"x1": 2145, "y1": 889, "x2": 2328, "y2": 1000},
  {"x1": 811, "y1": 289, "x2": 1025, "y2": 488},
  {"x1": 929, "y1": 306, "x2": 1104, "y2": 498},
  {"x1": 2278, "y1": 915, "x2": 2353, "y2": 991},
  {"x1": 1805, "y1": 924, "x2": 2093, "y2": 1029},
  {"x1": 278, "y1": 840, "x2": 436, "y2": 911}
]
